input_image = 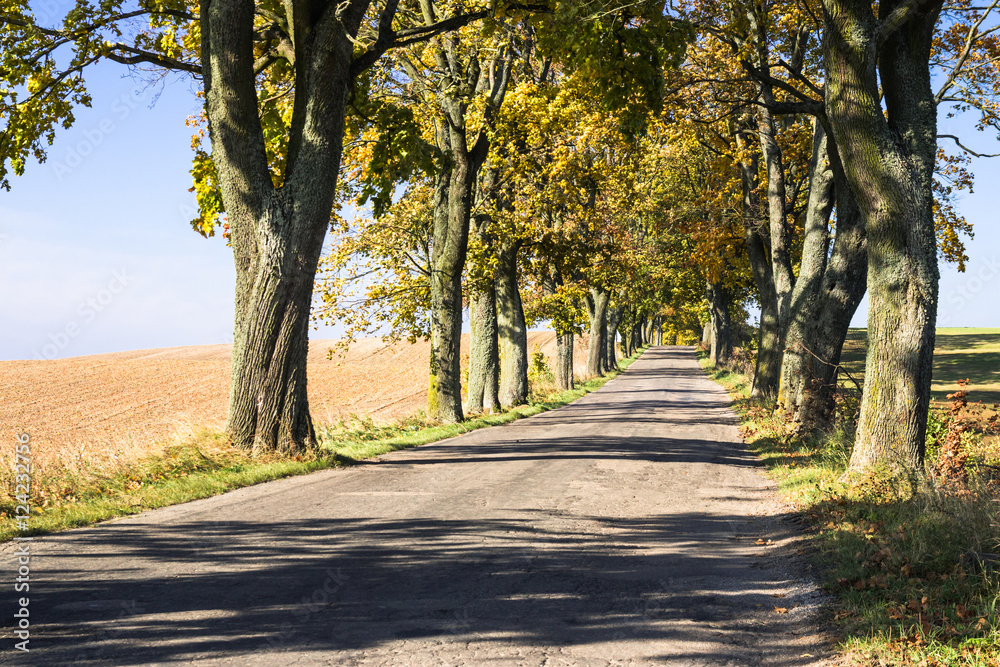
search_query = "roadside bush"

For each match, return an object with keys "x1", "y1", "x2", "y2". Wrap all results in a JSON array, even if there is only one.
[{"x1": 528, "y1": 347, "x2": 557, "y2": 400}]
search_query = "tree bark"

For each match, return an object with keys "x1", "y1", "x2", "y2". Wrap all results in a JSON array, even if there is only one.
[
  {"x1": 822, "y1": 0, "x2": 942, "y2": 473},
  {"x1": 751, "y1": 28, "x2": 796, "y2": 333},
  {"x1": 428, "y1": 134, "x2": 477, "y2": 422},
  {"x1": 542, "y1": 267, "x2": 574, "y2": 391},
  {"x1": 586, "y1": 287, "x2": 610, "y2": 376},
  {"x1": 423, "y1": 37, "x2": 514, "y2": 423},
  {"x1": 643, "y1": 318, "x2": 655, "y2": 348},
  {"x1": 555, "y1": 332, "x2": 574, "y2": 391},
  {"x1": 737, "y1": 147, "x2": 782, "y2": 397},
  {"x1": 778, "y1": 122, "x2": 867, "y2": 428},
  {"x1": 466, "y1": 285, "x2": 500, "y2": 412},
  {"x1": 203, "y1": 0, "x2": 365, "y2": 453},
  {"x1": 496, "y1": 242, "x2": 528, "y2": 407}
]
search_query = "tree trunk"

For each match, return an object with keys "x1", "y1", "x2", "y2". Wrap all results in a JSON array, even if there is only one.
[
  {"x1": 737, "y1": 148, "x2": 782, "y2": 398},
  {"x1": 226, "y1": 199, "x2": 327, "y2": 454},
  {"x1": 707, "y1": 282, "x2": 733, "y2": 366},
  {"x1": 587, "y1": 287, "x2": 610, "y2": 376},
  {"x1": 756, "y1": 84, "x2": 795, "y2": 334},
  {"x1": 654, "y1": 318, "x2": 663, "y2": 345},
  {"x1": 202, "y1": 0, "x2": 359, "y2": 454},
  {"x1": 643, "y1": 318, "x2": 655, "y2": 348},
  {"x1": 779, "y1": 121, "x2": 835, "y2": 417},
  {"x1": 542, "y1": 267, "x2": 574, "y2": 391},
  {"x1": 496, "y1": 242, "x2": 528, "y2": 407},
  {"x1": 466, "y1": 285, "x2": 500, "y2": 413},
  {"x1": 606, "y1": 305, "x2": 623, "y2": 371},
  {"x1": 428, "y1": 135, "x2": 477, "y2": 422},
  {"x1": 423, "y1": 40, "x2": 513, "y2": 423},
  {"x1": 822, "y1": 0, "x2": 941, "y2": 473},
  {"x1": 779, "y1": 123, "x2": 867, "y2": 428},
  {"x1": 701, "y1": 321, "x2": 712, "y2": 349},
  {"x1": 555, "y1": 332, "x2": 574, "y2": 391}
]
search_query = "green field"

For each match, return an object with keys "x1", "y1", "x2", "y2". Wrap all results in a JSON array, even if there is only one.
[{"x1": 840, "y1": 327, "x2": 1000, "y2": 406}]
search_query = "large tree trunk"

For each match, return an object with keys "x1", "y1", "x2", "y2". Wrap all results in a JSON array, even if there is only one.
[
  {"x1": 467, "y1": 285, "x2": 500, "y2": 412},
  {"x1": 707, "y1": 282, "x2": 733, "y2": 366},
  {"x1": 203, "y1": 0, "x2": 358, "y2": 454},
  {"x1": 606, "y1": 305, "x2": 623, "y2": 370},
  {"x1": 555, "y1": 333, "x2": 574, "y2": 391},
  {"x1": 654, "y1": 318, "x2": 663, "y2": 346},
  {"x1": 779, "y1": 123, "x2": 867, "y2": 428},
  {"x1": 496, "y1": 242, "x2": 528, "y2": 407},
  {"x1": 701, "y1": 321, "x2": 712, "y2": 349},
  {"x1": 823, "y1": 0, "x2": 941, "y2": 473},
  {"x1": 226, "y1": 199, "x2": 327, "y2": 454},
  {"x1": 586, "y1": 287, "x2": 610, "y2": 376}
]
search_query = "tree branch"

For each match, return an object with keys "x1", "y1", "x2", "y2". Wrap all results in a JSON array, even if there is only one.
[
  {"x1": 938, "y1": 133, "x2": 1000, "y2": 157},
  {"x1": 105, "y1": 44, "x2": 201, "y2": 74},
  {"x1": 934, "y1": 0, "x2": 1000, "y2": 104}
]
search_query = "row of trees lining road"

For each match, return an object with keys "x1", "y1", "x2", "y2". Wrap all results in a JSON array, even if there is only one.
[
  {"x1": 661, "y1": 0, "x2": 995, "y2": 477},
  {"x1": 1, "y1": 0, "x2": 997, "y2": 480}
]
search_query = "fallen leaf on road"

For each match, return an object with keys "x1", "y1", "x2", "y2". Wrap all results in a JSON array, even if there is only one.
[{"x1": 774, "y1": 607, "x2": 788, "y2": 614}]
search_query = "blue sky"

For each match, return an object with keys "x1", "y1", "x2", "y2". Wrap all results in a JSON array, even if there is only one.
[
  {"x1": 0, "y1": 62, "x2": 345, "y2": 361},
  {"x1": 1, "y1": 60, "x2": 999, "y2": 360}
]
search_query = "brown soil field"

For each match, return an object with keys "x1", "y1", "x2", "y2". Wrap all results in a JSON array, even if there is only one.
[{"x1": 0, "y1": 332, "x2": 594, "y2": 479}]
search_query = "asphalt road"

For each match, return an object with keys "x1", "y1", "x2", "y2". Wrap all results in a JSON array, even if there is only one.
[{"x1": 2, "y1": 346, "x2": 835, "y2": 666}]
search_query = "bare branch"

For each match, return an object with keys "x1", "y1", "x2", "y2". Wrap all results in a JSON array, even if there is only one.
[{"x1": 938, "y1": 133, "x2": 1000, "y2": 157}]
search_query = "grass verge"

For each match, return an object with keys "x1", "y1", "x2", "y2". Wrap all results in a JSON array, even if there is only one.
[
  {"x1": 699, "y1": 350, "x2": 1000, "y2": 667},
  {"x1": 1, "y1": 347, "x2": 646, "y2": 543}
]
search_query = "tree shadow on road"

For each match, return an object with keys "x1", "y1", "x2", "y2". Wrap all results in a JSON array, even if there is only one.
[{"x1": 5, "y1": 509, "x2": 826, "y2": 666}]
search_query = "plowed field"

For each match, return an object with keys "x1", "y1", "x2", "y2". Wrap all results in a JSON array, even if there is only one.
[{"x1": 0, "y1": 332, "x2": 594, "y2": 475}]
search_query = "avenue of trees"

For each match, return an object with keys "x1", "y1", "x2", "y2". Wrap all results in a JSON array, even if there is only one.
[{"x1": 2, "y1": 0, "x2": 998, "y2": 480}]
